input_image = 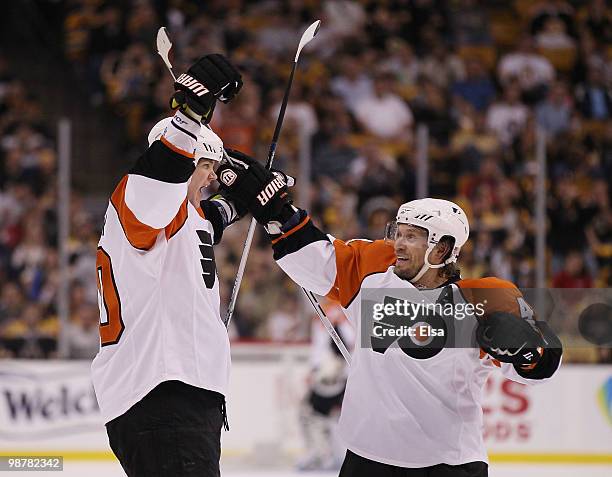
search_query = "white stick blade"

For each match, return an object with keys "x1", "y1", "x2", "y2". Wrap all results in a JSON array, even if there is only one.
[
  {"x1": 294, "y1": 20, "x2": 321, "y2": 62},
  {"x1": 156, "y1": 27, "x2": 174, "y2": 71}
]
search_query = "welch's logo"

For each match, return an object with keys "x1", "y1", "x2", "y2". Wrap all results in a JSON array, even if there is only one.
[{"x1": 0, "y1": 362, "x2": 101, "y2": 439}]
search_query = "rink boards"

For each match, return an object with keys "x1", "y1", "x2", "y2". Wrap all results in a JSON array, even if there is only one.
[{"x1": 0, "y1": 345, "x2": 611, "y2": 464}]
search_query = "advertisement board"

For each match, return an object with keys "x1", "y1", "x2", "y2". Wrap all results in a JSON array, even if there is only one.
[{"x1": 1, "y1": 352, "x2": 611, "y2": 463}]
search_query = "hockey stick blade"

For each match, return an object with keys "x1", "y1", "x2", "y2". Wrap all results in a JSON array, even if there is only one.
[
  {"x1": 155, "y1": 26, "x2": 238, "y2": 166},
  {"x1": 295, "y1": 20, "x2": 320, "y2": 62},
  {"x1": 156, "y1": 27, "x2": 176, "y2": 80}
]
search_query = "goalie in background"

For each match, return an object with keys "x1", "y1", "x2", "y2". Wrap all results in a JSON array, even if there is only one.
[{"x1": 297, "y1": 299, "x2": 354, "y2": 472}]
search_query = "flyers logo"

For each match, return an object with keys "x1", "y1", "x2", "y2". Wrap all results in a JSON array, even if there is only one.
[{"x1": 219, "y1": 169, "x2": 237, "y2": 186}]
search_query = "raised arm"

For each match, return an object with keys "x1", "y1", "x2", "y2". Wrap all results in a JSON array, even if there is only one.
[
  {"x1": 272, "y1": 216, "x2": 396, "y2": 307},
  {"x1": 211, "y1": 148, "x2": 397, "y2": 306},
  {"x1": 109, "y1": 53, "x2": 243, "y2": 251},
  {"x1": 109, "y1": 110, "x2": 198, "y2": 250}
]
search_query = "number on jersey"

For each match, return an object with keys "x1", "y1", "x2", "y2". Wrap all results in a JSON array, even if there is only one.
[{"x1": 96, "y1": 247, "x2": 125, "y2": 346}]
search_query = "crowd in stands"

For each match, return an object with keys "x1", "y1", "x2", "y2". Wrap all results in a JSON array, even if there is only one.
[
  {"x1": 0, "y1": 52, "x2": 101, "y2": 359},
  {"x1": 1, "y1": 0, "x2": 611, "y2": 361}
]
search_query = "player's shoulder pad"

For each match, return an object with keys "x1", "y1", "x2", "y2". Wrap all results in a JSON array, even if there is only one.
[
  {"x1": 329, "y1": 239, "x2": 395, "y2": 308},
  {"x1": 456, "y1": 276, "x2": 523, "y2": 316},
  {"x1": 457, "y1": 277, "x2": 517, "y2": 290}
]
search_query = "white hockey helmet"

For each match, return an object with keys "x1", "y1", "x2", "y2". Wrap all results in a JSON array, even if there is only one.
[
  {"x1": 391, "y1": 198, "x2": 469, "y2": 283},
  {"x1": 196, "y1": 125, "x2": 224, "y2": 163},
  {"x1": 147, "y1": 117, "x2": 224, "y2": 164}
]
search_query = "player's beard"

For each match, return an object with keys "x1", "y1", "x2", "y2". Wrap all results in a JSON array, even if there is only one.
[{"x1": 393, "y1": 257, "x2": 422, "y2": 282}]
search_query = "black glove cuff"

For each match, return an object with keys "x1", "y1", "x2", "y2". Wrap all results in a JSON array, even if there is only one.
[
  {"x1": 513, "y1": 346, "x2": 562, "y2": 379},
  {"x1": 265, "y1": 207, "x2": 305, "y2": 238},
  {"x1": 279, "y1": 206, "x2": 304, "y2": 232}
]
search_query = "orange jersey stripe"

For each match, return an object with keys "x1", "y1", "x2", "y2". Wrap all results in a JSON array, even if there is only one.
[
  {"x1": 161, "y1": 136, "x2": 194, "y2": 159},
  {"x1": 165, "y1": 199, "x2": 189, "y2": 240},
  {"x1": 110, "y1": 176, "x2": 161, "y2": 250},
  {"x1": 327, "y1": 239, "x2": 396, "y2": 308}
]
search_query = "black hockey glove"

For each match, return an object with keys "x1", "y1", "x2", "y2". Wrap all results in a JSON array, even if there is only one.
[
  {"x1": 172, "y1": 54, "x2": 243, "y2": 122},
  {"x1": 216, "y1": 149, "x2": 293, "y2": 224},
  {"x1": 476, "y1": 311, "x2": 546, "y2": 366}
]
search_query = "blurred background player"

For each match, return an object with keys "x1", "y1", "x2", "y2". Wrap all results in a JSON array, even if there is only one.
[
  {"x1": 216, "y1": 161, "x2": 563, "y2": 477},
  {"x1": 91, "y1": 54, "x2": 244, "y2": 476},
  {"x1": 297, "y1": 299, "x2": 354, "y2": 472}
]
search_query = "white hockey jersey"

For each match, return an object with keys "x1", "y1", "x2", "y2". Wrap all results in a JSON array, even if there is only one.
[
  {"x1": 91, "y1": 111, "x2": 230, "y2": 424},
  {"x1": 271, "y1": 218, "x2": 561, "y2": 467}
]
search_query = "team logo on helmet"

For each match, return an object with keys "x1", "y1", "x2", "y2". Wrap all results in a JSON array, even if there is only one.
[{"x1": 219, "y1": 169, "x2": 238, "y2": 186}]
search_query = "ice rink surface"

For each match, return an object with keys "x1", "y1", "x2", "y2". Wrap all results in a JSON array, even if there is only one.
[{"x1": 11, "y1": 461, "x2": 612, "y2": 477}]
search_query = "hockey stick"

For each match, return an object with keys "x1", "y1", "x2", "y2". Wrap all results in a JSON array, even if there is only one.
[
  {"x1": 225, "y1": 20, "x2": 320, "y2": 325},
  {"x1": 156, "y1": 24, "x2": 351, "y2": 364},
  {"x1": 304, "y1": 289, "x2": 352, "y2": 364},
  {"x1": 156, "y1": 27, "x2": 238, "y2": 166},
  {"x1": 221, "y1": 21, "x2": 350, "y2": 362}
]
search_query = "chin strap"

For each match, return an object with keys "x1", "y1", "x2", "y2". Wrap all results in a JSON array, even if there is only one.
[{"x1": 409, "y1": 245, "x2": 454, "y2": 285}]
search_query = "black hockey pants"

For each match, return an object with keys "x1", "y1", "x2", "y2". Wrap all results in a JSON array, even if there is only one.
[
  {"x1": 339, "y1": 450, "x2": 488, "y2": 477},
  {"x1": 106, "y1": 380, "x2": 227, "y2": 477}
]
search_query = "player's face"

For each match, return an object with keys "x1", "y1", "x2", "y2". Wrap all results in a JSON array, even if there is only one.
[
  {"x1": 193, "y1": 158, "x2": 218, "y2": 189},
  {"x1": 393, "y1": 224, "x2": 428, "y2": 281}
]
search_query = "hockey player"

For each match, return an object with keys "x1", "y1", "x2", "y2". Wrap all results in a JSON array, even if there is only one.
[
  {"x1": 91, "y1": 55, "x2": 244, "y2": 476},
  {"x1": 216, "y1": 161, "x2": 563, "y2": 476},
  {"x1": 297, "y1": 301, "x2": 353, "y2": 471}
]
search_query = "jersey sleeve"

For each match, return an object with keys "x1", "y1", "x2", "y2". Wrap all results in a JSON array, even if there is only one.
[
  {"x1": 458, "y1": 277, "x2": 562, "y2": 383},
  {"x1": 109, "y1": 110, "x2": 197, "y2": 251},
  {"x1": 272, "y1": 214, "x2": 396, "y2": 307}
]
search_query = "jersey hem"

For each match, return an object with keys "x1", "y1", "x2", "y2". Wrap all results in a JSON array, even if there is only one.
[
  {"x1": 343, "y1": 443, "x2": 489, "y2": 468},
  {"x1": 100, "y1": 375, "x2": 227, "y2": 424}
]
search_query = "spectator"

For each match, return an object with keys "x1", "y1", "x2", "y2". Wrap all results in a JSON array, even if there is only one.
[
  {"x1": 3, "y1": 303, "x2": 55, "y2": 359},
  {"x1": 312, "y1": 104, "x2": 359, "y2": 182},
  {"x1": 349, "y1": 142, "x2": 400, "y2": 211},
  {"x1": 380, "y1": 40, "x2": 421, "y2": 89},
  {"x1": 580, "y1": 0, "x2": 611, "y2": 44},
  {"x1": 536, "y1": 80, "x2": 572, "y2": 136},
  {"x1": 420, "y1": 42, "x2": 465, "y2": 89},
  {"x1": 498, "y1": 35, "x2": 555, "y2": 103},
  {"x1": 452, "y1": 58, "x2": 496, "y2": 112},
  {"x1": 485, "y1": 82, "x2": 529, "y2": 147},
  {"x1": 353, "y1": 72, "x2": 413, "y2": 139},
  {"x1": 65, "y1": 304, "x2": 101, "y2": 359},
  {"x1": 529, "y1": 0, "x2": 576, "y2": 39},
  {"x1": 548, "y1": 176, "x2": 599, "y2": 268},
  {"x1": 0, "y1": 282, "x2": 25, "y2": 327},
  {"x1": 586, "y1": 207, "x2": 612, "y2": 285},
  {"x1": 575, "y1": 64, "x2": 612, "y2": 120},
  {"x1": 535, "y1": 17, "x2": 576, "y2": 50},
  {"x1": 411, "y1": 81, "x2": 456, "y2": 145},
  {"x1": 450, "y1": 0, "x2": 492, "y2": 46},
  {"x1": 552, "y1": 251, "x2": 593, "y2": 288},
  {"x1": 331, "y1": 56, "x2": 374, "y2": 112}
]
